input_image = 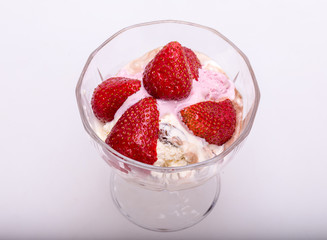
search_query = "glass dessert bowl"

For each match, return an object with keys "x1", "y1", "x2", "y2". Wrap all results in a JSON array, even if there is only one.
[{"x1": 75, "y1": 20, "x2": 260, "y2": 232}]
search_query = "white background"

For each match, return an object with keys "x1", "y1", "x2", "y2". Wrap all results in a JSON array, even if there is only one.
[{"x1": 1, "y1": 0, "x2": 327, "y2": 239}]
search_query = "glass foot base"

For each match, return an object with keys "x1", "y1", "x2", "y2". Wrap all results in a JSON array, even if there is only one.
[{"x1": 110, "y1": 172, "x2": 220, "y2": 232}]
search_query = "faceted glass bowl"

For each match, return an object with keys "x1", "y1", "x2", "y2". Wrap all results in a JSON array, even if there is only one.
[{"x1": 76, "y1": 20, "x2": 260, "y2": 231}]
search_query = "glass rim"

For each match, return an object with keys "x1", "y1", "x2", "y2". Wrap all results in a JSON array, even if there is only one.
[{"x1": 75, "y1": 19, "x2": 260, "y2": 173}]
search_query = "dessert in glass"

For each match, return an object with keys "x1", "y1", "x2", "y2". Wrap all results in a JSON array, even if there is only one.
[{"x1": 75, "y1": 20, "x2": 260, "y2": 232}]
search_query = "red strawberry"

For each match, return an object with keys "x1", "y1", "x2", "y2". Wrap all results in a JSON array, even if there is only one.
[
  {"x1": 143, "y1": 41, "x2": 193, "y2": 100},
  {"x1": 183, "y1": 47, "x2": 201, "y2": 81},
  {"x1": 106, "y1": 97, "x2": 159, "y2": 165},
  {"x1": 180, "y1": 99, "x2": 236, "y2": 146},
  {"x1": 91, "y1": 77, "x2": 141, "y2": 122}
]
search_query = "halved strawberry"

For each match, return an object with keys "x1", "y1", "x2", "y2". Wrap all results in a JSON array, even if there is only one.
[
  {"x1": 91, "y1": 77, "x2": 141, "y2": 122},
  {"x1": 143, "y1": 41, "x2": 193, "y2": 100},
  {"x1": 106, "y1": 97, "x2": 159, "y2": 165},
  {"x1": 183, "y1": 47, "x2": 201, "y2": 81},
  {"x1": 179, "y1": 99, "x2": 236, "y2": 146}
]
